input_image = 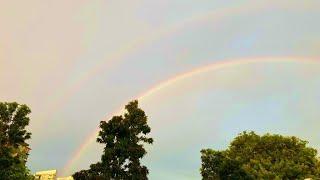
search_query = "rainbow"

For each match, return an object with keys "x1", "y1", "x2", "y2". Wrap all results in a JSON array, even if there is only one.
[
  {"x1": 45, "y1": 0, "x2": 276, "y2": 129},
  {"x1": 61, "y1": 1, "x2": 320, "y2": 175},
  {"x1": 62, "y1": 56, "x2": 319, "y2": 175}
]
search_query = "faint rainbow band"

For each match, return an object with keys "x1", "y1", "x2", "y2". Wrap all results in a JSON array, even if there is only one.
[
  {"x1": 47, "y1": 0, "x2": 272, "y2": 130},
  {"x1": 62, "y1": 0, "x2": 320, "y2": 174}
]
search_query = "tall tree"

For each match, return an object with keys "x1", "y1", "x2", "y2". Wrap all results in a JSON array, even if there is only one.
[
  {"x1": 73, "y1": 100, "x2": 153, "y2": 180},
  {"x1": 0, "y1": 102, "x2": 33, "y2": 180},
  {"x1": 200, "y1": 131, "x2": 320, "y2": 179}
]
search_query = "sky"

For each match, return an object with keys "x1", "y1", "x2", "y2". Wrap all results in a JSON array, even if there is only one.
[{"x1": 1, "y1": 0, "x2": 320, "y2": 179}]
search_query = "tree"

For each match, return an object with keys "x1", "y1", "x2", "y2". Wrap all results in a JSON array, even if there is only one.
[
  {"x1": 0, "y1": 102, "x2": 34, "y2": 180},
  {"x1": 73, "y1": 100, "x2": 153, "y2": 180},
  {"x1": 200, "y1": 131, "x2": 320, "y2": 180}
]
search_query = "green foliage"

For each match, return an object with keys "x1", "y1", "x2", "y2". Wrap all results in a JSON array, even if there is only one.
[
  {"x1": 200, "y1": 131, "x2": 320, "y2": 180},
  {"x1": 0, "y1": 102, "x2": 34, "y2": 180},
  {"x1": 201, "y1": 149, "x2": 251, "y2": 180},
  {"x1": 73, "y1": 100, "x2": 153, "y2": 180}
]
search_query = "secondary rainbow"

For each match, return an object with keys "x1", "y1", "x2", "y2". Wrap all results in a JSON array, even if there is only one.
[
  {"x1": 62, "y1": 1, "x2": 320, "y2": 175},
  {"x1": 46, "y1": 0, "x2": 277, "y2": 130}
]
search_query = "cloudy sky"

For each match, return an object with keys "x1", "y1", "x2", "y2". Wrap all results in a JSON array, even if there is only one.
[{"x1": 1, "y1": 0, "x2": 320, "y2": 179}]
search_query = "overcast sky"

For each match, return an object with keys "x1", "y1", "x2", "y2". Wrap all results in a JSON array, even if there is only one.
[{"x1": 1, "y1": 1, "x2": 320, "y2": 179}]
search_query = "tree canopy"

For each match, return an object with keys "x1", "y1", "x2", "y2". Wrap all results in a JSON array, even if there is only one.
[
  {"x1": 200, "y1": 131, "x2": 320, "y2": 179},
  {"x1": 0, "y1": 102, "x2": 33, "y2": 180},
  {"x1": 73, "y1": 100, "x2": 153, "y2": 180}
]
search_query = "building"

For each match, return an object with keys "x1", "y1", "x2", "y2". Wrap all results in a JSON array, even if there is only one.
[
  {"x1": 35, "y1": 170, "x2": 57, "y2": 180},
  {"x1": 34, "y1": 170, "x2": 74, "y2": 180},
  {"x1": 57, "y1": 176, "x2": 74, "y2": 180}
]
